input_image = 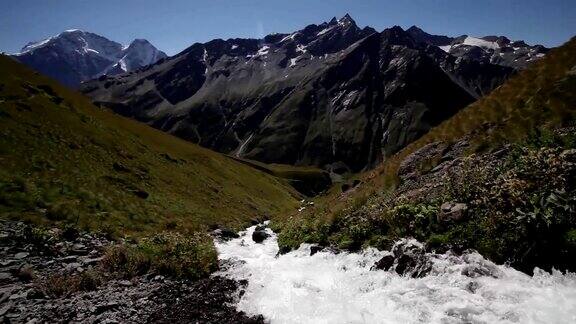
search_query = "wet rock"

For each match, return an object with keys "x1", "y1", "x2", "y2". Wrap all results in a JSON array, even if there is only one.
[
  {"x1": 371, "y1": 254, "x2": 394, "y2": 271},
  {"x1": 310, "y1": 245, "x2": 324, "y2": 256},
  {"x1": 438, "y1": 202, "x2": 468, "y2": 222},
  {"x1": 392, "y1": 240, "x2": 432, "y2": 278},
  {"x1": 461, "y1": 264, "x2": 499, "y2": 278},
  {"x1": 213, "y1": 228, "x2": 240, "y2": 241},
  {"x1": 252, "y1": 230, "x2": 269, "y2": 243},
  {"x1": 466, "y1": 281, "x2": 480, "y2": 293}
]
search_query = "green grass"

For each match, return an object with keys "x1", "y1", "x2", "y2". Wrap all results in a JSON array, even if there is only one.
[{"x1": 0, "y1": 55, "x2": 299, "y2": 237}]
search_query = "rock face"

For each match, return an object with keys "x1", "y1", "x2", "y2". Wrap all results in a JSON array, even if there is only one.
[
  {"x1": 82, "y1": 15, "x2": 522, "y2": 172},
  {"x1": 11, "y1": 30, "x2": 166, "y2": 87},
  {"x1": 407, "y1": 25, "x2": 549, "y2": 71}
]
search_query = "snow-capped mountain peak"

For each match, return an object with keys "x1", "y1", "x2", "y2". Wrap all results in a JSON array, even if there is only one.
[{"x1": 12, "y1": 30, "x2": 167, "y2": 87}]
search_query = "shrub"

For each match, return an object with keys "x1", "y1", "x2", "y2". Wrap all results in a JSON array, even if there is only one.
[
  {"x1": 138, "y1": 232, "x2": 217, "y2": 280},
  {"x1": 36, "y1": 270, "x2": 102, "y2": 298},
  {"x1": 102, "y1": 232, "x2": 218, "y2": 280},
  {"x1": 101, "y1": 244, "x2": 151, "y2": 278}
]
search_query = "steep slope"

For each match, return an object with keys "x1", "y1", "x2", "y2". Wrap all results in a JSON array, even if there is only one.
[
  {"x1": 83, "y1": 16, "x2": 515, "y2": 172},
  {"x1": 276, "y1": 37, "x2": 576, "y2": 273},
  {"x1": 11, "y1": 30, "x2": 167, "y2": 87},
  {"x1": 0, "y1": 55, "x2": 298, "y2": 235}
]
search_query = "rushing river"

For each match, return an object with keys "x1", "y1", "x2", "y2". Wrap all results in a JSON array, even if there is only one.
[{"x1": 214, "y1": 224, "x2": 576, "y2": 324}]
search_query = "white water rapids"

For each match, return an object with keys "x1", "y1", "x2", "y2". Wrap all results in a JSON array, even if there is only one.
[{"x1": 214, "y1": 224, "x2": 576, "y2": 324}]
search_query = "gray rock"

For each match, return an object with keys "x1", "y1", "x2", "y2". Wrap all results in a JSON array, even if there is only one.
[
  {"x1": 118, "y1": 280, "x2": 133, "y2": 287},
  {"x1": 60, "y1": 255, "x2": 78, "y2": 263},
  {"x1": 0, "y1": 272, "x2": 12, "y2": 283},
  {"x1": 14, "y1": 252, "x2": 29, "y2": 259},
  {"x1": 82, "y1": 257, "x2": 103, "y2": 266},
  {"x1": 439, "y1": 202, "x2": 468, "y2": 222},
  {"x1": 0, "y1": 303, "x2": 11, "y2": 316},
  {"x1": 65, "y1": 262, "x2": 82, "y2": 272}
]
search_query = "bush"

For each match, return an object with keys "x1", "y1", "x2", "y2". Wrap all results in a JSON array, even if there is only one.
[
  {"x1": 101, "y1": 244, "x2": 151, "y2": 279},
  {"x1": 102, "y1": 232, "x2": 218, "y2": 280},
  {"x1": 36, "y1": 270, "x2": 103, "y2": 298},
  {"x1": 138, "y1": 232, "x2": 217, "y2": 280}
]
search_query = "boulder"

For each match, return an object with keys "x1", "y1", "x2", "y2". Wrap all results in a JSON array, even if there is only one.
[
  {"x1": 438, "y1": 202, "x2": 468, "y2": 222},
  {"x1": 371, "y1": 254, "x2": 394, "y2": 271},
  {"x1": 252, "y1": 229, "x2": 269, "y2": 243},
  {"x1": 213, "y1": 228, "x2": 240, "y2": 241},
  {"x1": 310, "y1": 245, "x2": 324, "y2": 256},
  {"x1": 372, "y1": 240, "x2": 432, "y2": 278}
]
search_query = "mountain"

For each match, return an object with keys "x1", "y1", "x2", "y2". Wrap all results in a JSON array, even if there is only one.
[
  {"x1": 277, "y1": 37, "x2": 576, "y2": 273},
  {"x1": 11, "y1": 30, "x2": 167, "y2": 87},
  {"x1": 82, "y1": 15, "x2": 534, "y2": 172},
  {"x1": 407, "y1": 26, "x2": 549, "y2": 70},
  {"x1": 0, "y1": 54, "x2": 298, "y2": 235}
]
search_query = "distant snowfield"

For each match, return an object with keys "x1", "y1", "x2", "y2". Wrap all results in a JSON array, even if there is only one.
[{"x1": 215, "y1": 225, "x2": 576, "y2": 324}]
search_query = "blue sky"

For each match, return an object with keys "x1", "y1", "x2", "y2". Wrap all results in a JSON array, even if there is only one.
[{"x1": 1, "y1": 0, "x2": 574, "y2": 55}]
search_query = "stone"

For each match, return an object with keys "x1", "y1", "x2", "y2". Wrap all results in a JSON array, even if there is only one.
[
  {"x1": 371, "y1": 255, "x2": 395, "y2": 271},
  {"x1": 461, "y1": 264, "x2": 499, "y2": 278},
  {"x1": 252, "y1": 230, "x2": 269, "y2": 243},
  {"x1": 0, "y1": 272, "x2": 12, "y2": 283},
  {"x1": 0, "y1": 304, "x2": 11, "y2": 316},
  {"x1": 82, "y1": 257, "x2": 103, "y2": 266},
  {"x1": 60, "y1": 255, "x2": 78, "y2": 263},
  {"x1": 213, "y1": 228, "x2": 239, "y2": 241},
  {"x1": 391, "y1": 240, "x2": 432, "y2": 278},
  {"x1": 438, "y1": 202, "x2": 468, "y2": 222},
  {"x1": 14, "y1": 252, "x2": 29, "y2": 259},
  {"x1": 310, "y1": 245, "x2": 324, "y2": 256},
  {"x1": 65, "y1": 262, "x2": 82, "y2": 272},
  {"x1": 118, "y1": 280, "x2": 133, "y2": 287}
]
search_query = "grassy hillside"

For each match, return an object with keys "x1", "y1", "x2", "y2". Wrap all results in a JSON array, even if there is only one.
[
  {"x1": 0, "y1": 55, "x2": 298, "y2": 237},
  {"x1": 275, "y1": 36, "x2": 576, "y2": 266}
]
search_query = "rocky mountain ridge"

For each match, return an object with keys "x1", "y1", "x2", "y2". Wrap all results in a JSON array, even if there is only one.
[
  {"x1": 12, "y1": 30, "x2": 166, "y2": 87},
  {"x1": 81, "y1": 15, "x2": 544, "y2": 172}
]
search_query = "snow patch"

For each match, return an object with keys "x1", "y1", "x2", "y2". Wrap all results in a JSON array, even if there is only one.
[
  {"x1": 462, "y1": 36, "x2": 500, "y2": 50},
  {"x1": 439, "y1": 45, "x2": 451, "y2": 53},
  {"x1": 317, "y1": 26, "x2": 335, "y2": 36}
]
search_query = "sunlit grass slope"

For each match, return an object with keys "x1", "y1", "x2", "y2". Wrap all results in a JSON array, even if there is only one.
[{"x1": 0, "y1": 55, "x2": 298, "y2": 236}]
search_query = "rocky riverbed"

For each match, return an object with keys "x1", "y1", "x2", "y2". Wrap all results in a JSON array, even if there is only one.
[{"x1": 0, "y1": 220, "x2": 262, "y2": 323}]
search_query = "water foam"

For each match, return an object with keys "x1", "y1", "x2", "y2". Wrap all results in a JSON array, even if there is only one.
[{"x1": 215, "y1": 225, "x2": 576, "y2": 324}]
